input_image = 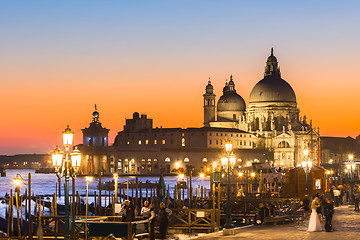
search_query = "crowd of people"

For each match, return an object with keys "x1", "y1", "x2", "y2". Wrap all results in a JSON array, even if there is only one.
[{"x1": 118, "y1": 200, "x2": 172, "y2": 239}]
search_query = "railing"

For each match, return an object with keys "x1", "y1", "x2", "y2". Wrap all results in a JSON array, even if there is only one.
[{"x1": 170, "y1": 209, "x2": 216, "y2": 232}]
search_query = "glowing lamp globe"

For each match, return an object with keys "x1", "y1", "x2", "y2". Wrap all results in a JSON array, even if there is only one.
[
  {"x1": 225, "y1": 142, "x2": 232, "y2": 152},
  {"x1": 113, "y1": 173, "x2": 118, "y2": 179},
  {"x1": 229, "y1": 154, "x2": 236, "y2": 166},
  {"x1": 13, "y1": 174, "x2": 22, "y2": 187},
  {"x1": 70, "y1": 147, "x2": 81, "y2": 173},
  {"x1": 301, "y1": 161, "x2": 307, "y2": 168},
  {"x1": 85, "y1": 176, "x2": 93, "y2": 183},
  {"x1": 62, "y1": 125, "x2": 74, "y2": 147},
  {"x1": 199, "y1": 173, "x2": 205, "y2": 178},
  {"x1": 221, "y1": 157, "x2": 228, "y2": 166},
  {"x1": 308, "y1": 161, "x2": 313, "y2": 168},
  {"x1": 303, "y1": 149, "x2": 309, "y2": 157},
  {"x1": 52, "y1": 145, "x2": 63, "y2": 171},
  {"x1": 250, "y1": 172, "x2": 256, "y2": 177}
]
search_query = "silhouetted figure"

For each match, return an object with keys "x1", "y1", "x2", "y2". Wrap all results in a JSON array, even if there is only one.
[
  {"x1": 354, "y1": 190, "x2": 360, "y2": 211},
  {"x1": 303, "y1": 197, "x2": 310, "y2": 212},
  {"x1": 121, "y1": 200, "x2": 135, "y2": 222},
  {"x1": 258, "y1": 203, "x2": 267, "y2": 224},
  {"x1": 158, "y1": 202, "x2": 169, "y2": 239},
  {"x1": 323, "y1": 198, "x2": 334, "y2": 232}
]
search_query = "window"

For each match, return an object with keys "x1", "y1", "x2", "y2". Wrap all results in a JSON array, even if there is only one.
[
  {"x1": 182, "y1": 138, "x2": 185, "y2": 147},
  {"x1": 146, "y1": 140, "x2": 149, "y2": 144},
  {"x1": 221, "y1": 133, "x2": 223, "y2": 136},
  {"x1": 209, "y1": 133, "x2": 212, "y2": 136},
  {"x1": 138, "y1": 140, "x2": 142, "y2": 145},
  {"x1": 127, "y1": 141, "x2": 130, "y2": 145},
  {"x1": 216, "y1": 140, "x2": 218, "y2": 145},
  {"x1": 184, "y1": 157, "x2": 189, "y2": 162},
  {"x1": 165, "y1": 157, "x2": 171, "y2": 162},
  {"x1": 209, "y1": 140, "x2": 212, "y2": 144},
  {"x1": 278, "y1": 141, "x2": 290, "y2": 148},
  {"x1": 233, "y1": 114, "x2": 236, "y2": 120},
  {"x1": 154, "y1": 139, "x2": 157, "y2": 144},
  {"x1": 216, "y1": 133, "x2": 218, "y2": 136},
  {"x1": 244, "y1": 141, "x2": 246, "y2": 146},
  {"x1": 231, "y1": 134, "x2": 233, "y2": 137},
  {"x1": 162, "y1": 139, "x2": 166, "y2": 144},
  {"x1": 202, "y1": 158, "x2": 207, "y2": 162}
]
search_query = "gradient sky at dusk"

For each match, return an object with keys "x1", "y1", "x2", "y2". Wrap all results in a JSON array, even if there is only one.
[{"x1": 1, "y1": 1, "x2": 360, "y2": 155}]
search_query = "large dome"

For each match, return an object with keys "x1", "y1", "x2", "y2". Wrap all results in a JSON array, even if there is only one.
[
  {"x1": 249, "y1": 75, "x2": 296, "y2": 103},
  {"x1": 249, "y1": 49, "x2": 296, "y2": 104},
  {"x1": 217, "y1": 92, "x2": 246, "y2": 111}
]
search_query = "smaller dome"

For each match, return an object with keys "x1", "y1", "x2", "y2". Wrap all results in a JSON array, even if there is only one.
[
  {"x1": 205, "y1": 80, "x2": 213, "y2": 93},
  {"x1": 267, "y1": 55, "x2": 277, "y2": 62},
  {"x1": 133, "y1": 112, "x2": 140, "y2": 119},
  {"x1": 217, "y1": 93, "x2": 246, "y2": 111}
]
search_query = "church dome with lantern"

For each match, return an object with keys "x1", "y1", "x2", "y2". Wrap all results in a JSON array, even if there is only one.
[{"x1": 249, "y1": 48, "x2": 296, "y2": 106}]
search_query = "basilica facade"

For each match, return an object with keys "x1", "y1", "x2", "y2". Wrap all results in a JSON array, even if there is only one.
[
  {"x1": 78, "y1": 49, "x2": 320, "y2": 175},
  {"x1": 205, "y1": 49, "x2": 320, "y2": 168}
]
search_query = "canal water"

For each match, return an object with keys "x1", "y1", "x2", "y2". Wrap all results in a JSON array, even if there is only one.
[{"x1": 0, "y1": 169, "x2": 210, "y2": 201}]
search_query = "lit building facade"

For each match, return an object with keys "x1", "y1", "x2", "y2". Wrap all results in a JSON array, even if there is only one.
[{"x1": 206, "y1": 49, "x2": 320, "y2": 168}]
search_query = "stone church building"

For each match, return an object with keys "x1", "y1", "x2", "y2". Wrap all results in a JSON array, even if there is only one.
[{"x1": 78, "y1": 49, "x2": 320, "y2": 175}]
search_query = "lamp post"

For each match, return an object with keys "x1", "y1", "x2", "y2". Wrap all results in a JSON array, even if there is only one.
[
  {"x1": 113, "y1": 173, "x2": 118, "y2": 204},
  {"x1": 85, "y1": 176, "x2": 93, "y2": 240},
  {"x1": 13, "y1": 174, "x2": 23, "y2": 237},
  {"x1": 301, "y1": 149, "x2": 312, "y2": 195},
  {"x1": 347, "y1": 154, "x2": 356, "y2": 206},
  {"x1": 221, "y1": 142, "x2": 236, "y2": 230},
  {"x1": 52, "y1": 125, "x2": 82, "y2": 240}
]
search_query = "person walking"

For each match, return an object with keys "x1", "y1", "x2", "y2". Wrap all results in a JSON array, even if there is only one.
[{"x1": 323, "y1": 197, "x2": 334, "y2": 232}]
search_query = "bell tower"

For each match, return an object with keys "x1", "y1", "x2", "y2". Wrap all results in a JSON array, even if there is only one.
[{"x1": 203, "y1": 79, "x2": 216, "y2": 127}]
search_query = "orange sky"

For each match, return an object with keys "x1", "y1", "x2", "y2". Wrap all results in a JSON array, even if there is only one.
[{"x1": 1, "y1": 1, "x2": 360, "y2": 154}]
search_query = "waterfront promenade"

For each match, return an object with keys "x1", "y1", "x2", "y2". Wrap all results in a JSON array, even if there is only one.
[{"x1": 191, "y1": 206, "x2": 360, "y2": 240}]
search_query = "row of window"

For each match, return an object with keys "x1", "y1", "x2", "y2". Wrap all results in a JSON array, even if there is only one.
[
  {"x1": 209, "y1": 132, "x2": 251, "y2": 138},
  {"x1": 209, "y1": 140, "x2": 253, "y2": 146}
]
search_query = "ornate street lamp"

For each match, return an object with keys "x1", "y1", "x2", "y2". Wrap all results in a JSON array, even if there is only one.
[
  {"x1": 301, "y1": 149, "x2": 312, "y2": 195},
  {"x1": 221, "y1": 141, "x2": 236, "y2": 230},
  {"x1": 52, "y1": 125, "x2": 81, "y2": 240},
  {"x1": 347, "y1": 154, "x2": 356, "y2": 205}
]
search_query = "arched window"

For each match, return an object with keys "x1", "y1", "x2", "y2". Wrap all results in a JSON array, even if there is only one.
[
  {"x1": 202, "y1": 158, "x2": 207, "y2": 162},
  {"x1": 278, "y1": 141, "x2": 290, "y2": 148},
  {"x1": 165, "y1": 157, "x2": 171, "y2": 162},
  {"x1": 184, "y1": 157, "x2": 189, "y2": 162}
]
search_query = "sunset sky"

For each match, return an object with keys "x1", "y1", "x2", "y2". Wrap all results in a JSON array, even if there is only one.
[{"x1": 1, "y1": 1, "x2": 360, "y2": 155}]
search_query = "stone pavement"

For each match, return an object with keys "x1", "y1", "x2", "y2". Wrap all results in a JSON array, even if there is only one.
[{"x1": 190, "y1": 206, "x2": 360, "y2": 240}]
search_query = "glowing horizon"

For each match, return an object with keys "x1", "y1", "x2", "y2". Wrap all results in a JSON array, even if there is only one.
[{"x1": 1, "y1": 1, "x2": 360, "y2": 155}]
